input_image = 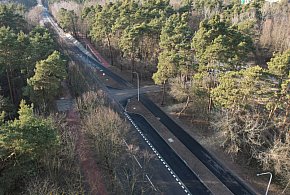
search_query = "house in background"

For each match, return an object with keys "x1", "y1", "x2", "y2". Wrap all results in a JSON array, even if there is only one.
[
  {"x1": 241, "y1": 0, "x2": 252, "y2": 4},
  {"x1": 241, "y1": 0, "x2": 281, "y2": 4},
  {"x1": 265, "y1": 0, "x2": 283, "y2": 2}
]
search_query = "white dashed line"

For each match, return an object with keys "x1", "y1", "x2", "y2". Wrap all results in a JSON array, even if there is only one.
[{"x1": 124, "y1": 112, "x2": 192, "y2": 195}]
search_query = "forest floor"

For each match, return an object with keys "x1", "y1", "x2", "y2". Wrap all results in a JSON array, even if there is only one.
[{"x1": 78, "y1": 37, "x2": 286, "y2": 195}]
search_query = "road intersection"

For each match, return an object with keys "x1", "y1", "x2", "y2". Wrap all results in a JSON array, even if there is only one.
[{"x1": 40, "y1": 3, "x2": 258, "y2": 194}]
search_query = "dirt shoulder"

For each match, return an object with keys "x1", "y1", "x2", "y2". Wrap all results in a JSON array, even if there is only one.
[
  {"x1": 77, "y1": 37, "x2": 285, "y2": 194},
  {"x1": 146, "y1": 93, "x2": 284, "y2": 195},
  {"x1": 101, "y1": 62, "x2": 283, "y2": 195}
]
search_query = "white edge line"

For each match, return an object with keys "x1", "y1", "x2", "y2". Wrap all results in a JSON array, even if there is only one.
[{"x1": 124, "y1": 112, "x2": 192, "y2": 195}]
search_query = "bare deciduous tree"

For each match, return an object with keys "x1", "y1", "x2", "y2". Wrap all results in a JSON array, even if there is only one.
[{"x1": 26, "y1": 6, "x2": 42, "y2": 26}]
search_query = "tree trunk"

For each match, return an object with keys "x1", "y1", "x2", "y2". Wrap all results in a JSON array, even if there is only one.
[
  {"x1": 6, "y1": 69, "x2": 14, "y2": 105},
  {"x1": 282, "y1": 103, "x2": 290, "y2": 130},
  {"x1": 208, "y1": 87, "x2": 212, "y2": 113},
  {"x1": 178, "y1": 96, "x2": 190, "y2": 118},
  {"x1": 161, "y1": 81, "x2": 166, "y2": 106},
  {"x1": 11, "y1": 77, "x2": 17, "y2": 105},
  {"x1": 71, "y1": 17, "x2": 77, "y2": 38},
  {"x1": 107, "y1": 36, "x2": 114, "y2": 66},
  {"x1": 131, "y1": 55, "x2": 135, "y2": 83},
  {"x1": 268, "y1": 98, "x2": 282, "y2": 120}
]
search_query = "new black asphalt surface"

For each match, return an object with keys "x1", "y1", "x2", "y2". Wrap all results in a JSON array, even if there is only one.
[
  {"x1": 129, "y1": 113, "x2": 212, "y2": 195},
  {"x1": 43, "y1": 8, "x2": 208, "y2": 195},
  {"x1": 73, "y1": 46, "x2": 132, "y2": 88},
  {"x1": 140, "y1": 95, "x2": 256, "y2": 195},
  {"x1": 70, "y1": 41, "x2": 256, "y2": 195},
  {"x1": 53, "y1": 17, "x2": 256, "y2": 194},
  {"x1": 71, "y1": 43, "x2": 256, "y2": 195}
]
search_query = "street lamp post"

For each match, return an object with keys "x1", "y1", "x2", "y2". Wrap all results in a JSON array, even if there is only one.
[
  {"x1": 257, "y1": 172, "x2": 272, "y2": 195},
  {"x1": 133, "y1": 71, "x2": 140, "y2": 101}
]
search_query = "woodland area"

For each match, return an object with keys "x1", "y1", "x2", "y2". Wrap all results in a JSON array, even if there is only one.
[
  {"x1": 0, "y1": 2, "x2": 78, "y2": 194},
  {"x1": 48, "y1": 0, "x2": 290, "y2": 188},
  {"x1": 0, "y1": 1, "x2": 157, "y2": 194},
  {"x1": 0, "y1": 0, "x2": 289, "y2": 193}
]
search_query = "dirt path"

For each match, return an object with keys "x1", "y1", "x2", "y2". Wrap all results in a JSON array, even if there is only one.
[
  {"x1": 59, "y1": 81, "x2": 107, "y2": 195},
  {"x1": 67, "y1": 108, "x2": 107, "y2": 195}
]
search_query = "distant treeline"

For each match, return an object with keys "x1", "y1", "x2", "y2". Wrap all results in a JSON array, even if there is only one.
[{"x1": 0, "y1": 0, "x2": 37, "y2": 9}]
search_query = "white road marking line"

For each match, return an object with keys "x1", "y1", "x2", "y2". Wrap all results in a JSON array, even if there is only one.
[{"x1": 124, "y1": 114, "x2": 192, "y2": 195}]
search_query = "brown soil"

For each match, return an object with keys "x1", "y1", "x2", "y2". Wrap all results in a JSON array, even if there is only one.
[
  {"x1": 101, "y1": 63, "x2": 285, "y2": 195},
  {"x1": 147, "y1": 93, "x2": 285, "y2": 195},
  {"x1": 60, "y1": 81, "x2": 108, "y2": 195},
  {"x1": 67, "y1": 109, "x2": 108, "y2": 195},
  {"x1": 78, "y1": 37, "x2": 287, "y2": 195}
]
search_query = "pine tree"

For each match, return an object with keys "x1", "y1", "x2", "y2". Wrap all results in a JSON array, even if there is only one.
[
  {"x1": 18, "y1": 99, "x2": 33, "y2": 125},
  {"x1": 268, "y1": 50, "x2": 290, "y2": 81},
  {"x1": 90, "y1": 2, "x2": 121, "y2": 66},
  {"x1": 58, "y1": 8, "x2": 78, "y2": 36},
  {"x1": 26, "y1": 26, "x2": 55, "y2": 77},
  {"x1": 0, "y1": 26, "x2": 19, "y2": 104},
  {"x1": 27, "y1": 51, "x2": 67, "y2": 110},
  {"x1": 266, "y1": 50, "x2": 290, "y2": 126},
  {"x1": 0, "y1": 4, "x2": 26, "y2": 32},
  {"x1": 0, "y1": 100, "x2": 59, "y2": 193},
  {"x1": 192, "y1": 15, "x2": 253, "y2": 72},
  {"x1": 153, "y1": 13, "x2": 193, "y2": 104}
]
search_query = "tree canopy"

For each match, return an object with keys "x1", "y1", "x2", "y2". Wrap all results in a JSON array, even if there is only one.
[
  {"x1": 153, "y1": 13, "x2": 193, "y2": 85},
  {"x1": 0, "y1": 100, "x2": 59, "y2": 193},
  {"x1": 27, "y1": 51, "x2": 67, "y2": 109},
  {"x1": 192, "y1": 15, "x2": 254, "y2": 72}
]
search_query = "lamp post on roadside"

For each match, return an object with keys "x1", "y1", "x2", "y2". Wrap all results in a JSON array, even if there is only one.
[
  {"x1": 133, "y1": 71, "x2": 140, "y2": 101},
  {"x1": 257, "y1": 172, "x2": 272, "y2": 195}
]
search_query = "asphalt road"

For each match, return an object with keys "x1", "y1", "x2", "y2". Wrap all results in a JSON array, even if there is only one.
[
  {"x1": 110, "y1": 85, "x2": 161, "y2": 101},
  {"x1": 64, "y1": 33, "x2": 256, "y2": 195},
  {"x1": 74, "y1": 46, "x2": 132, "y2": 88},
  {"x1": 42, "y1": 7, "x2": 256, "y2": 194},
  {"x1": 129, "y1": 113, "x2": 212, "y2": 195},
  {"x1": 61, "y1": 30, "x2": 256, "y2": 195},
  {"x1": 140, "y1": 96, "x2": 256, "y2": 195}
]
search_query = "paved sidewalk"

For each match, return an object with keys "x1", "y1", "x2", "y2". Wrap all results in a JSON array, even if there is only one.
[{"x1": 77, "y1": 34, "x2": 111, "y2": 68}]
